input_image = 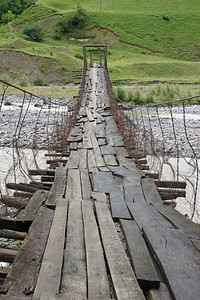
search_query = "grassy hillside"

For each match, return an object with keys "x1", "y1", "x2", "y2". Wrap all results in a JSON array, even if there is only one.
[{"x1": 0, "y1": 0, "x2": 200, "y2": 86}]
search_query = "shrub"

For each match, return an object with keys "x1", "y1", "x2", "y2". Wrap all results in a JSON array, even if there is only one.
[
  {"x1": 1, "y1": 10, "x2": 15, "y2": 24},
  {"x1": 33, "y1": 72, "x2": 44, "y2": 86},
  {"x1": 22, "y1": 24, "x2": 44, "y2": 41},
  {"x1": 163, "y1": 15, "x2": 170, "y2": 21},
  {"x1": 56, "y1": 5, "x2": 88, "y2": 34},
  {"x1": 127, "y1": 92, "x2": 134, "y2": 102},
  {"x1": 19, "y1": 75, "x2": 28, "y2": 86},
  {"x1": 75, "y1": 53, "x2": 83, "y2": 60},
  {"x1": 116, "y1": 87, "x2": 126, "y2": 102},
  {"x1": 133, "y1": 91, "x2": 144, "y2": 105}
]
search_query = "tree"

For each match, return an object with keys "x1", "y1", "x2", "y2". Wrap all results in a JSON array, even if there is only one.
[
  {"x1": 0, "y1": 0, "x2": 35, "y2": 24},
  {"x1": 22, "y1": 24, "x2": 44, "y2": 41}
]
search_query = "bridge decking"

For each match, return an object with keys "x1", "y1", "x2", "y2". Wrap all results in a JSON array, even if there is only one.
[{"x1": 0, "y1": 64, "x2": 200, "y2": 299}]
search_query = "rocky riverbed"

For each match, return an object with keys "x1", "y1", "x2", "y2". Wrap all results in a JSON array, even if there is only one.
[
  {"x1": 0, "y1": 94, "x2": 76, "y2": 149},
  {"x1": 132, "y1": 104, "x2": 200, "y2": 158}
]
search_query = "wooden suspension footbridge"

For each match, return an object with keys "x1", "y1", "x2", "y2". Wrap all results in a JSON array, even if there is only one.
[{"x1": 0, "y1": 45, "x2": 199, "y2": 299}]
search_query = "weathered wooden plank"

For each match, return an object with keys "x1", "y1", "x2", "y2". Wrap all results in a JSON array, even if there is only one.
[
  {"x1": 66, "y1": 151, "x2": 79, "y2": 169},
  {"x1": 61, "y1": 201, "x2": 87, "y2": 299},
  {"x1": 69, "y1": 142, "x2": 78, "y2": 151},
  {"x1": 95, "y1": 202, "x2": 145, "y2": 300},
  {"x1": 124, "y1": 181, "x2": 145, "y2": 204},
  {"x1": 17, "y1": 190, "x2": 48, "y2": 221},
  {"x1": 6, "y1": 183, "x2": 37, "y2": 194},
  {"x1": 190, "y1": 238, "x2": 200, "y2": 252},
  {"x1": 33, "y1": 198, "x2": 68, "y2": 300},
  {"x1": 142, "y1": 177, "x2": 163, "y2": 204},
  {"x1": 143, "y1": 226, "x2": 200, "y2": 300},
  {"x1": 90, "y1": 133, "x2": 105, "y2": 167},
  {"x1": 28, "y1": 169, "x2": 55, "y2": 176},
  {"x1": 110, "y1": 192, "x2": 131, "y2": 219},
  {"x1": 98, "y1": 166, "x2": 110, "y2": 172},
  {"x1": 86, "y1": 107, "x2": 95, "y2": 122},
  {"x1": 82, "y1": 201, "x2": 110, "y2": 299},
  {"x1": 120, "y1": 219, "x2": 160, "y2": 288},
  {"x1": 83, "y1": 133, "x2": 93, "y2": 149},
  {"x1": 0, "y1": 248, "x2": 17, "y2": 263},
  {"x1": 79, "y1": 149, "x2": 87, "y2": 169},
  {"x1": 103, "y1": 154, "x2": 118, "y2": 166},
  {"x1": 146, "y1": 283, "x2": 172, "y2": 300},
  {"x1": 127, "y1": 202, "x2": 172, "y2": 230},
  {"x1": 91, "y1": 191, "x2": 107, "y2": 202},
  {"x1": 115, "y1": 147, "x2": 129, "y2": 158},
  {"x1": 46, "y1": 166, "x2": 67, "y2": 208},
  {"x1": 0, "y1": 218, "x2": 31, "y2": 232},
  {"x1": 94, "y1": 123, "x2": 106, "y2": 138},
  {"x1": 151, "y1": 202, "x2": 200, "y2": 239},
  {"x1": 97, "y1": 138, "x2": 106, "y2": 146},
  {"x1": 100, "y1": 145, "x2": 115, "y2": 155},
  {"x1": 155, "y1": 181, "x2": 186, "y2": 189},
  {"x1": 1, "y1": 206, "x2": 54, "y2": 296},
  {"x1": 0, "y1": 229, "x2": 27, "y2": 240},
  {"x1": 88, "y1": 149, "x2": 96, "y2": 171},
  {"x1": 80, "y1": 169, "x2": 92, "y2": 200},
  {"x1": 66, "y1": 169, "x2": 82, "y2": 201},
  {"x1": 92, "y1": 170, "x2": 118, "y2": 193}
]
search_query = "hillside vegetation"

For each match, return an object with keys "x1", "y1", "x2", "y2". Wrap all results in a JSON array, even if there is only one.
[{"x1": 0, "y1": 0, "x2": 200, "y2": 86}]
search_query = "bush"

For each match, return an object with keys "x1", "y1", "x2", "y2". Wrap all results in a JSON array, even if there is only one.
[
  {"x1": 1, "y1": 10, "x2": 15, "y2": 24},
  {"x1": 56, "y1": 5, "x2": 88, "y2": 35},
  {"x1": 22, "y1": 24, "x2": 44, "y2": 41},
  {"x1": 163, "y1": 15, "x2": 170, "y2": 21},
  {"x1": 75, "y1": 53, "x2": 83, "y2": 60},
  {"x1": 33, "y1": 72, "x2": 44, "y2": 86},
  {"x1": 133, "y1": 91, "x2": 144, "y2": 105},
  {"x1": 116, "y1": 87, "x2": 126, "y2": 102},
  {"x1": 0, "y1": 0, "x2": 35, "y2": 24},
  {"x1": 19, "y1": 75, "x2": 28, "y2": 86}
]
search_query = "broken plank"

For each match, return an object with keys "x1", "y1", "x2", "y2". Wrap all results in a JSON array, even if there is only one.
[
  {"x1": 82, "y1": 201, "x2": 110, "y2": 299},
  {"x1": 61, "y1": 201, "x2": 87, "y2": 299},
  {"x1": 33, "y1": 198, "x2": 68, "y2": 300},
  {"x1": 17, "y1": 190, "x2": 48, "y2": 221},
  {"x1": 0, "y1": 206, "x2": 54, "y2": 296},
  {"x1": 95, "y1": 202, "x2": 145, "y2": 300},
  {"x1": 120, "y1": 219, "x2": 160, "y2": 288}
]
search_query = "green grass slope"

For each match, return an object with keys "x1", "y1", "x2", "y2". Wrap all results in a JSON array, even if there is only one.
[{"x1": 0, "y1": 0, "x2": 200, "y2": 85}]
